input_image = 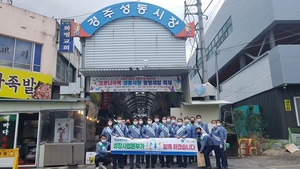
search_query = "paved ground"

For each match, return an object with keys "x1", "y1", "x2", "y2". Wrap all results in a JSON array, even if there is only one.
[{"x1": 32, "y1": 151, "x2": 300, "y2": 169}]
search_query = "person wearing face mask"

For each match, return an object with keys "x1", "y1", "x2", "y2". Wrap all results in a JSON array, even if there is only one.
[
  {"x1": 195, "y1": 115, "x2": 209, "y2": 134},
  {"x1": 189, "y1": 117, "x2": 196, "y2": 163},
  {"x1": 169, "y1": 116, "x2": 177, "y2": 165},
  {"x1": 210, "y1": 120, "x2": 225, "y2": 169},
  {"x1": 157, "y1": 116, "x2": 173, "y2": 168},
  {"x1": 195, "y1": 128, "x2": 214, "y2": 169},
  {"x1": 174, "y1": 118, "x2": 189, "y2": 168},
  {"x1": 152, "y1": 115, "x2": 161, "y2": 130},
  {"x1": 141, "y1": 117, "x2": 158, "y2": 169},
  {"x1": 127, "y1": 118, "x2": 141, "y2": 169},
  {"x1": 138, "y1": 118, "x2": 145, "y2": 164},
  {"x1": 112, "y1": 116, "x2": 126, "y2": 169},
  {"x1": 166, "y1": 116, "x2": 171, "y2": 125},
  {"x1": 216, "y1": 119, "x2": 228, "y2": 169},
  {"x1": 101, "y1": 119, "x2": 114, "y2": 143},
  {"x1": 122, "y1": 119, "x2": 131, "y2": 167},
  {"x1": 95, "y1": 135, "x2": 111, "y2": 169}
]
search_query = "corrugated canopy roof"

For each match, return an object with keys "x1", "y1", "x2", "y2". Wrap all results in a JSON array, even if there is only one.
[{"x1": 79, "y1": 66, "x2": 192, "y2": 77}]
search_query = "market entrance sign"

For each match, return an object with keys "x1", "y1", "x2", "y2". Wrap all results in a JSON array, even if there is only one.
[
  {"x1": 71, "y1": 2, "x2": 194, "y2": 38},
  {"x1": 90, "y1": 76, "x2": 182, "y2": 92}
]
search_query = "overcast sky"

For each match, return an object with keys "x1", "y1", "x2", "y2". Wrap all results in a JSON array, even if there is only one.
[{"x1": 12, "y1": 0, "x2": 224, "y2": 61}]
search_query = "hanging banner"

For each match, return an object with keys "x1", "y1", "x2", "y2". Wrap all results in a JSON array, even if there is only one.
[
  {"x1": 111, "y1": 137, "x2": 198, "y2": 156},
  {"x1": 0, "y1": 114, "x2": 17, "y2": 149},
  {"x1": 90, "y1": 76, "x2": 181, "y2": 92},
  {"x1": 0, "y1": 67, "x2": 52, "y2": 99},
  {"x1": 59, "y1": 19, "x2": 74, "y2": 52}
]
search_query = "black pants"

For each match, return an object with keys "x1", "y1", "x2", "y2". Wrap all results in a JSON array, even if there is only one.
[
  {"x1": 95, "y1": 155, "x2": 112, "y2": 167},
  {"x1": 130, "y1": 155, "x2": 141, "y2": 166},
  {"x1": 221, "y1": 148, "x2": 228, "y2": 167},
  {"x1": 213, "y1": 146, "x2": 226, "y2": 168},
  {"x1": 146, "y1": 155, "x2": 157, "y2": 166},
  {"x1": 176, "y1": 155, "x2": 187, "y2": 167},
  {"x1": 202, "y1": 146, "x2": 214, "y2": 167},
  {"x1": 113, "y1": 154, "x2": 124, "y2": 167},
  {"x1": 159, "y1": 155, "x2": 172, "y2": 166},
  {"x1": 124, "y1": 155, "x2": 128, "y2": 165}
]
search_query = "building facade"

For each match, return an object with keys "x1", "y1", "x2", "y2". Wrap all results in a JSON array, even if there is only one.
[
  {"x1": 0, "y1": 2, "x2": 85, "y2": 167},
  {"x1": 188, "y1": 0, "x2": 300, "y2": 139}
]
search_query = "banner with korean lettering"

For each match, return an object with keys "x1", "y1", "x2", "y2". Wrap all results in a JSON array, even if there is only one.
[
  {"x1": 0, "y1": 67, "x2": 52, "y2": 99},
  {"x1": 59, "y1": 19, "x2": 74, "y2": 52},
  {"x1": 111, "y1": 137, "x2": 198, "y2": 155},
  {"x1": 0, "y1": 114, "x2": 17, "y2": 149},
  {"x1": 90, "y1": 76, "x2": 181, "y2": 92}
]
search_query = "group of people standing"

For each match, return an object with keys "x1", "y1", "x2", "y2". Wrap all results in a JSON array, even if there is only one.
[{"x1": 95, "y1": 115, "x2": 228, "y2": 169}]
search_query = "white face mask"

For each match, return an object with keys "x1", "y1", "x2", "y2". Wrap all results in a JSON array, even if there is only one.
[
  {"x1": 171, "y1": 120, "x2": 176, "y2": 123},
  {"x1": 167, "y1": 119, "x2": 171, "y2": 122},
  {"x1": 212, "y1": 124, "x2": 217, "y2": 128},
  {"x1": 197, "y1": 119, "x2": 202, "y2": 122},
  {"x1": 101, "y1": 139, "x2": 106, "y2": 143},
  {"x1": 217, "y1": 123, "x2": 221, "y2": 126},
  {"x1": 177, "y1": 122, "x2": 183, "y2": 126},
  {"x1": 118, "y1": 120, "x2": 122, "y2": 124},
  {"x1": 139, "y1": 121, "x2": 143, "y2": 125},
  {"x1": 148, "y1": 121, "x2": 152, "y2": 125},
  {"x1": 108, "y1": 122, "x2": 112, "y2": 126},
  {"x1": 155, "y1": 119, "x2": 159, "y2": 122},
  {"x1": 162, "y1": 120, "x2": 167, "y2": 123},
  {"x1": 133, "y1": 121, "x2": 138, "y2": 125},
  {"x1": 184, "y1": 120, "x2": 189, "y2": 123}
]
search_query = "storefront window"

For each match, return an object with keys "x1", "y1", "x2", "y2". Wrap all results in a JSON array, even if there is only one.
[
  {"x1": 0, "y1": 36, "x2": 14, "y2": 67},
  {"x1": 40, "y1": 110, "x2": 84, "y2": 143}
]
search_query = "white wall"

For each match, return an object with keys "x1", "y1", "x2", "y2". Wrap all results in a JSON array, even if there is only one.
[
  {"x1": 220, "y1": 54, "x2": 273, "y2": 103},
  {"x1": 180, "y1": 104, "x2": 219, "y2": 124},
  {"x1": 0, "y1": 3, "x2": 57, "y2": 77}
]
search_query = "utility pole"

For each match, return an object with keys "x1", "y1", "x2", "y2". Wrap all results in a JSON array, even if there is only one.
[{"x1": 185, "y1": 0, "x2": 209, "y2": 100}]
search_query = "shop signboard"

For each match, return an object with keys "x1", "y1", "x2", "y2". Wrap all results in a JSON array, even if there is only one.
[
  {"x1": 71, "y1": 1, "x2": 194, "y2": 38},
  {"x1": 0, "y1": 67, "x2": 52, "y2": 99},
  {"x1": 59, "y1": 19, "x2": 74, "y2": 52},
  {"x1": 111, "y1": 137, "x2": 198, "y2": 155},
  {"x1": 90, "y1": 76, "x2": 181, "y2": 92},
  {"x1": 0, "y1": 114, "x2": 17, "y2": 149}
]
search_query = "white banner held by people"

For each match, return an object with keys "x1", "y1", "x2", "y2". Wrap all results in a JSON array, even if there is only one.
[{"x1": 111, "y1": 136, "x2": 198, "y2": 156}]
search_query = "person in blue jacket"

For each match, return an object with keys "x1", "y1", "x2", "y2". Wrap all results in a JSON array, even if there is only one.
[
  {"x1": 195, "y1": 127, "x2": 214, "y2": 169},
  {"x1": 141, "y1": 117, "x2": 158, "y2": 169},
  {"x1": 112, "y1": 116, "x2": 127, "y2": 169},
  {"x1": 157, "y1": 116, "x2": 173, "y2": 168},
  {"x1": 217, "y1": 119, "x2": 228, "y2": 169},
  {"x1": 210, "y1": 120, "x2": 225, "y2": 169},
  {"x1": 194, "y1": 115, "x2": 209, "y2": 134},
  {"x1": 128, "y1": 117, "x2": 142, "y2": 169},
  {"x1": 174, "y1": 118, "x2": 189, "y2": 168},
  {"x1": 95, "y1": 135, "x2": 111, "y2": 169},
  {"x1": 101, "y1": 119, "x2": 114, "y2": 142}
]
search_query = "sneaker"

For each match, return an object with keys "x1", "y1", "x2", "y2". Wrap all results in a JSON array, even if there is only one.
[
  {"x1": 96, "y1": 167, "x2": 99, "y2": 169},
  {"x1": 102, "y1": 165, "x2": 107, "y2": 169},
  {"x1": 111, "y1": 163, "x2": 114, "y2": 166}
]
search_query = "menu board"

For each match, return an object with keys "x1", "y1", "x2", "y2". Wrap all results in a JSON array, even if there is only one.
[{"x1": 0, "y1": 114, "x2": 17, "y2": 149}]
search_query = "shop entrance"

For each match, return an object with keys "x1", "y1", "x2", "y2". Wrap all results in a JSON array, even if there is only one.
[{"x1": 17, "y1": 113, "x2": 39, "y2": 166}]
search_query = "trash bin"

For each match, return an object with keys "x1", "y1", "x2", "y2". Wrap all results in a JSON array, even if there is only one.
[{"x1": 225, "y1": 134, "x2": 239, "y2": 157}]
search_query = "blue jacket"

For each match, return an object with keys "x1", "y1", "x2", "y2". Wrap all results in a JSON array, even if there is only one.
[
  {"x1": 219, "y1": 126, "x2": 228, "y2": 140},
  {"x1": 199, "y1": 133, "x2": 214, "y2": 152},
  {"x1": 96, "y1": 141, "x2": 111, "y2": 158},
  {"x1": 210, "y1": 126, "x2": 225, "y2": 146},
  {"x1": 112, "y1": 124, "x2": 127, "y2": 137},
  {"x1": 101, "y1": 126, "x2": 113, "y2": 142},
  {"x1": 141, "y1": 124, "x2": 158, "y2": 138},
  {"x1": 184, "y1": 123, "x2": 193, "y2": 138},
  {"x1": 127, "y1": 125, "x2": 142, "y2": 138},
  {"x1": 152, "y1": 122, "x2": 161, "y2": 130},
  {"x1": 194, "y1": 122, "x2": 209, "y2": 134},
  {"x1": 158, "y1": 123, "x2": 173, "y2": 137},
  {"x1": 174, "y1": 125, "x2": 189, "y2": 138}
]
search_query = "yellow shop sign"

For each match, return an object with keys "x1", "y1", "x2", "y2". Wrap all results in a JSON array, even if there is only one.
[{"x1": 0, "y1": 67, "x2": 52, "y2": 99}]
